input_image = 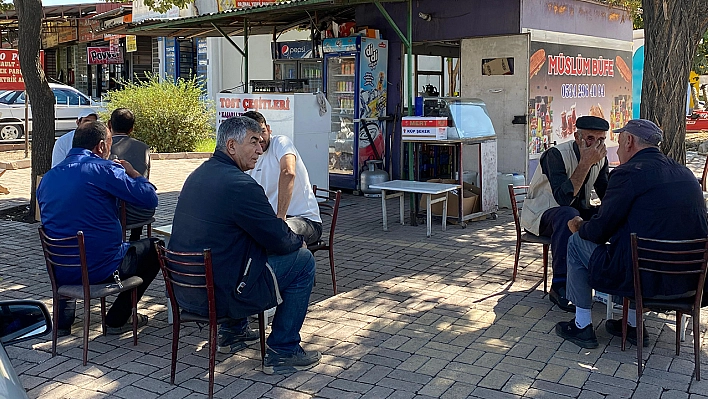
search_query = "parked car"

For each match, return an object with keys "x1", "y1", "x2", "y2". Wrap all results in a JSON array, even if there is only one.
[
  {"x1": 0, "y1": 83, "x2": 101, "y2": 140},
  {"x1": 0, "y1": 300, "x2": 52, "y2": 399}
]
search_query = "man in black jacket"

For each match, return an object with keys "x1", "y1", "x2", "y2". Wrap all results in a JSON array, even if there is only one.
[
  {"x1": 168, "y1": 116, "x2": 320, "y2": 374},
  {"x1": 556, "y1": 119, "x2": 708, "y2": 349},
  {"x1": 109, "y1": 108, "x2": 155, "y2": 241}
]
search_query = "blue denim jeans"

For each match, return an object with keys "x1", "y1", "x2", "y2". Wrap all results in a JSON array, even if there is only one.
[
  {"x1": 220, "y1": 247, "x2": 315, "y2": 354},
  {"x1": 566, "y1": 232, "x2": 600, "y2": 310}
]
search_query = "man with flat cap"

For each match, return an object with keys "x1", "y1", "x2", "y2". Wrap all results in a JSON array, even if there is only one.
[
  {"x1": 521, "y1": 115, "x2": 610, "y2": 312},
  {"x1": 556, "y1": 119, "x2": 708, "y2": 348}
]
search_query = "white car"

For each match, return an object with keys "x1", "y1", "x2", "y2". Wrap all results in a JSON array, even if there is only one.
[
  {"x1": 0, "y1": 300, "x2": 52, "y2": 399},
  {"x1": 0, "y1": 83, "x2": 101, "y2": 140}
]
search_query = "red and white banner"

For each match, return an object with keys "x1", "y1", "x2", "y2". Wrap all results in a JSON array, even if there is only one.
[
  {"x1": 0, "y1": 49, "x2": 45, "y2": 90},
  {"x1": 87, "y1": 47, "x2": 123, "y2": 65}
]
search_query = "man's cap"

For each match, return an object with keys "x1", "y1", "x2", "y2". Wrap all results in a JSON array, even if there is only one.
[
  {"x1": 613, "y1": 119, "x2": 663, "y2": 145},
  {"x1": 575, "y1": 115, "x2": 609, "y2": 131},
  {"x1": 77, "y1": 109, "x2": 98, "y2": 121}
]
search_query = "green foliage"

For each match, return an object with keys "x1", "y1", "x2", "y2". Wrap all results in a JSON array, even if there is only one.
[
  {"x1": 695, "y1": 31, "x2": 708, "y2": 75},
  {"x1": 591, "y1": 0, "x2": 643, "y2": 28},
  {"x1": 194, "y1": 138, "x2": 216, "y2": 153},
  {"x1": 101, "y1": 74, "x2": 215, "y2": 153}
]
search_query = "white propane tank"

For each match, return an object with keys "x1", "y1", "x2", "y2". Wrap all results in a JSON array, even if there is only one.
[{"x1": 497, "y1": 173, "x2": 525, "y2": 208}]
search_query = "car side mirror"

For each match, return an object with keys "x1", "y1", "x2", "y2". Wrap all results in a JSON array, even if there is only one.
[{"x1": 0, "y1": 300, "x2": 52, "y2": 345}]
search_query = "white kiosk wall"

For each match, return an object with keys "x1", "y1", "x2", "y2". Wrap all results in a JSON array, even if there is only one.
[{"x1": 215, "y1": 93, "x2": 331, "y2": 191}]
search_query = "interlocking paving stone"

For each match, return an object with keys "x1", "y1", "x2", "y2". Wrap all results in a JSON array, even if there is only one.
[{"x1": 4, "y1": 156, "x2": 708, "y2": 398}]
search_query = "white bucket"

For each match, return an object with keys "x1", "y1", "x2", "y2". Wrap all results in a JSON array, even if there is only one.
[{"x1": 498, "y1": 173, "x2": 525, "y2": 209}]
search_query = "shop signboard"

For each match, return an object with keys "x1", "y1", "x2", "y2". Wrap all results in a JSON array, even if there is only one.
[
  {"x1": 126, "y1": 35, "x2": 137, "y2": 52},
  {"x1": 0, "y1": 49, "x2": 44, "y2": 90},
  {"x1": 217, "y1": 0, "x2": 276, "y2": 12},
  {"x1": 274, "y1": 41, "x2": 313, "y2": 59},
  {"x1": 87, "y1": 47, "x2": 124, "y2": 65},
  {"x1": 216, "y1": 93, "x2": 292, "y2": 130},
  {"x1": 42, "y1": 31, "x2": 59, "y2": 49},
  {"x1": 57, "y1": 22, "x2": 78, "y2": 44},
  {"x1": 527, "y1": 41, "x2": 632, "y2": 161},
  {"x1": 78, "y1": 19, "x2": 101, "y2": 43}
]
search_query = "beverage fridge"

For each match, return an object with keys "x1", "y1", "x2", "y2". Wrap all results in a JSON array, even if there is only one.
[{"x1": 323, "y1": 37, "x2": 388, "y2": 191}]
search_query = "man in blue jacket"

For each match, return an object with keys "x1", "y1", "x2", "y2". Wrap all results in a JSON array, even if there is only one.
[
  {"x1": 168, "y1": 116, "x2": 319, "y2": 375},
  {"x1": 38, "y1": 121, "x2": 161, "y2": 337},
  {"x1": 556, "y1": 119, "x2": 708, "y2": 348}
]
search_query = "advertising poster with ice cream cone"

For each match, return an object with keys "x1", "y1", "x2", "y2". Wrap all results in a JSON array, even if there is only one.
[{"x1": 528, "y1": 41, "x2": 632, "y2": 163}]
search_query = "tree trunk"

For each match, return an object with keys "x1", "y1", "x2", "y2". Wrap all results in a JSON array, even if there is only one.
[
  {"x1": 13, "y1": 0, "x2": 54, "y2": 219},
  {"x1": 641, "y1": 0, "x2": 708, "y2": 164}
]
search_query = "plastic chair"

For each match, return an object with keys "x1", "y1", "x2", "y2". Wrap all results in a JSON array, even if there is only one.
[
  {"x1": 120, "y1": 200, "x2": 154, "y2": 241},
  {"x1": 156, "y1": 243, "x2": 266, "y2": 399},
  {"x1": 622, "y1": 233, "x2": 708, "y2": 380},
  {"x1": 508, "y1": 184, "x2": 551, "y2": 294},
  {"x1": 308, "y1": 185, "x2": 342, "y2": 295},
  {"x1": 38, "y1": 227, "x2": 143, "y2": 366}
]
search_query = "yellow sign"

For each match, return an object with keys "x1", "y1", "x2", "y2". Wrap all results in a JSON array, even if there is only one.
[{"x1": 126, "y1": 35, "x2": 137, "y2": 53}]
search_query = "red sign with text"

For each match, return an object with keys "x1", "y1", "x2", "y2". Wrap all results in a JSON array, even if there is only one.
[
  {"x1": 87, "y1": 47, "x2": 124, "y2": 65},
  {"x1": 0, "y1": 49, "x2": 44, "y2": 90}
]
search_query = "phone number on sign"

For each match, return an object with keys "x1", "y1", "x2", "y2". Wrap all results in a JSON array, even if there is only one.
[{"x1": 561, "y1": 83, "x2": 605, "y2": 99}]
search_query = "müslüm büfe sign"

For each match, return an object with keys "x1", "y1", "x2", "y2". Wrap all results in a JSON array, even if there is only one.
[{"x1": 87, "y1": 47, "x2": 124, "y2": 65}]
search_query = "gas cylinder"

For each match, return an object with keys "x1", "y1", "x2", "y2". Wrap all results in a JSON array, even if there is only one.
[{"x1": 361, "y1": 160, "x2": 389, "y2": 198}]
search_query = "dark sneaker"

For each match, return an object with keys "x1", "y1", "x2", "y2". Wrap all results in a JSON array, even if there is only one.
[
  {"x1": 556, "y1": 319, "x2": 599, "y2": 349},
  {"x1": 605, "y1": 319, "x2": 649, "y2": 347},
  {"x1": 549, "y1": 286, "x2": 576, "y2": 312},
  {"x1": 217, "y1": 326, "x2": 259, "y2": 354},
  {"x1": 106, "y1": 313, "x2": 148, "y2": 335},
  {"x1": 262, "y1": 346, "x2": 321, "y2": 375}
]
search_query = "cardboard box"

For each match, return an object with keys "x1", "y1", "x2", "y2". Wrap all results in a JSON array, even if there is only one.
[
  {"x1": 482, "y1": 57, "x2": 511, "y2": 76},
  {"x1": 401, "y1": 117, "x2": 448, "y2": 141},
  {"x1": 420, "y1": 179, "x2": 480, "y2": 217}
]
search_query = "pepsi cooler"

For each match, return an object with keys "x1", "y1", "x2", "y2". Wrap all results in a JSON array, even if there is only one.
[{"x1": 272, "y1": 40, "x2": 323, "y2": 93}]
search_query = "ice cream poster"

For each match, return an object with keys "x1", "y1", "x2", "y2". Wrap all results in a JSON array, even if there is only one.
[
  {"x1": 358, "y1": 38, "x2": 388, "y2": 165},
  {"x1": 528, "y1": 41, "x2": 632, "y2": 160}
]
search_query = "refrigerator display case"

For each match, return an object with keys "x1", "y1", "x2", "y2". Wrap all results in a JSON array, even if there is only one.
[
  {"x1": 273, "y1": 59, "x2": 323, "y2": 93},
  {"x1": 324, "y1": 37, "x2": 388, "y2": 190}
]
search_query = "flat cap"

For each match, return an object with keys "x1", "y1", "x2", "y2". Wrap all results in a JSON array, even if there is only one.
[
  {"x1": 613, "y1": 119, "x2": 663, "y2": 146},
  {"x1": 575, "y1": 115, "x2": 609, "y2": 131}
]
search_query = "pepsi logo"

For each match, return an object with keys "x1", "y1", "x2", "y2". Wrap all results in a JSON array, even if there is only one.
[{"x1": 281, "y1": 45, "x2": 289, "y2": 55}]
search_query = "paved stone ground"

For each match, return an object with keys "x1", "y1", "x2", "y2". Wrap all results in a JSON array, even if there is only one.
[{"x1": 2, "y1": 155, "x2": 708, "y2": 399}]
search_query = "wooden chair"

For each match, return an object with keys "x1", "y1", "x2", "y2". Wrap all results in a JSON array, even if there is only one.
[
  {"x1": 308, "y1": 185, "x2": 342, "y2": 295},
  {"x1": 156, "y1": 243, "x2": 266, "y2": 399},
  {"x1": 508, "y1": 184, "x2": 551, "y2": 294},
  {"x1": 38, "y1": 227, "x2": 143, "y2": 366},
  {"x1": 622, "y1": 233, "x2": 708, "y2": 380},
  {"x1": 700, "y1": 155, "x2": 708, "y2": 191},
  {"x1": 120, "y1": 200, "x2": 154, "y2": 241}
]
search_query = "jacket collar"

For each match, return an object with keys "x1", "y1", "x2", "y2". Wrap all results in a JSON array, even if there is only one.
[
  {"x1": 67, "y1": 148, "x2": 101, "y2": 159},
  {"x1": 211, "y1": 150, "x2": 242, "y2": 171}
]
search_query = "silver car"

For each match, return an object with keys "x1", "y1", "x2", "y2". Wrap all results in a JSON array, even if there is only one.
[
  {"x1": 0, "y1": 83, "x2": 100, "y2": 140},
  {"x1": 0, "y1": 299, "x2": 52, "y2": 399}
]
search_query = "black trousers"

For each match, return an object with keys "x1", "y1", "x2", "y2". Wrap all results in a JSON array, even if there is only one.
[{"x1": 56, "y1": 238, "x2": 162, "y2": 329}]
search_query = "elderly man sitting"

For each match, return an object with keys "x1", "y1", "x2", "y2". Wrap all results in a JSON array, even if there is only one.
[{"x1": 556, "y1": 119, "x2": 708, "y2": 348}]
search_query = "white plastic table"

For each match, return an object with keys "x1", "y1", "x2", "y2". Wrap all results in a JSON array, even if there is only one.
[{"x1": 369, "y1": 180, "x2": 460, "y2": 237}]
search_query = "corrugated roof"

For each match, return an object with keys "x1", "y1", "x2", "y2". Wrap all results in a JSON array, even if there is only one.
[{"x1": 99, "y1": 0, "x2": 405, "y2": 38}]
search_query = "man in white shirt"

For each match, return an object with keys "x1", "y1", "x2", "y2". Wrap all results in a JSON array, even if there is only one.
[
  {"x1": 51, "y1": 109, "x2": 99, "y2": 167},
  {"x1": 244, "y1": 111, "x2": 322, "y2": 245}
]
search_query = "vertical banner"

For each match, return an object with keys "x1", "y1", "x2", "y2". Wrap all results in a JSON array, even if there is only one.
[
  {"x1": 357, "y1": 38, "x2": 388, "y2": 167},
  {"x1": 528, "y1": 42, "x2": 632, "y2": 162},
  {"x1": 126, "y1": 35, "x2": 137, "y2": 52}
]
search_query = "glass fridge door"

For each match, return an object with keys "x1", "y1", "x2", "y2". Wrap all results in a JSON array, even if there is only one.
[
  {"x1": 300, "y1": 59, "x2": 323, "y2": 93},
  {"x1": 327, "y1": 55, "x2": 357, "y2": 177},
  {"x1": 274, "y1": 60, "x2": 298, "y2": 80}
]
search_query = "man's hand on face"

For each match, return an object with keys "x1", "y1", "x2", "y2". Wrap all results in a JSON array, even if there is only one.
[
  {"x1": 118, "y1": 159, "x2": 142, "y2": 179},
  {"x1": 579, "y1": 136, "x2": 607, "y2": 166}
]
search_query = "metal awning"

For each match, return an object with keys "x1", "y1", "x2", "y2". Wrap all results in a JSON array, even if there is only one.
[{"x1": 100, "y1": 0, "x2": 406, "y2": 38}]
